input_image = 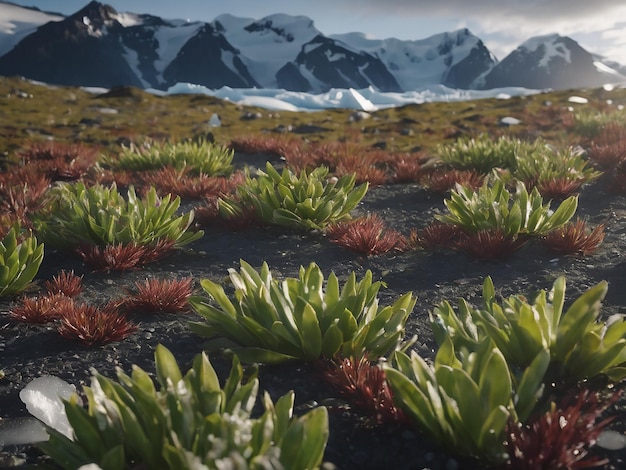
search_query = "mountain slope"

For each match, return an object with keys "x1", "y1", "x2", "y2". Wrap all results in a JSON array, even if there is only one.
[
  {"x1": 0, "y1": 1, "x2": 143, "y2": 88},
  {"x1": 480, "y1": 34, "x2": 624, "y2": 90},
  {"x1": 332, "y1": 29, "x2": 496, "y2": 90}
]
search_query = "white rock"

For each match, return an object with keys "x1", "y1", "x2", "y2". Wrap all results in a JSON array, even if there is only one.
[
  {"x1": 19, "y1": 376, "x2": 82, "y2": 440},
  {"x1": 500, "y1": 116, "x2": 521, "y2": 126},
  {"x1": 208, "y1": 113, "x2": 222, "y2": 127},
  {"x1": 568, "y1": 96, "x2": 589, "y2": 104},
  {"x1": 597, "y1": 430, "x2": 626, "y2": 450}
]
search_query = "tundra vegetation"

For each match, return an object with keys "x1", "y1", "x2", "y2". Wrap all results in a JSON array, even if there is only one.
[{"x1": 1, "y1": 77, "x2": 626, "y2": 469}]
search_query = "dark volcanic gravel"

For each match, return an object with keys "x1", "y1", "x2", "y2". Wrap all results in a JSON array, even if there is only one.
[{"x1": 1, "y1": 158, "x2": 626, "y2": 469}]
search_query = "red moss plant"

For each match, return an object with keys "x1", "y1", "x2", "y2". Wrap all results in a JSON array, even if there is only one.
[
  {"x1": 282, "y1": 145, "x2": 330, "y2": 174},
  {"x1": 387, "y1": 152, "x2": 425, "y2": 183},
  {"x1": 18, "y1": 141, "x2": 98, "y2": 181},
  {"x1": 229, "y1": 134, "x2": 302, "y2": 156},
  {"x1": 320, "y1": 355, "x2": 408, "y2": 425},
  {"x1": 76, "y1": 239, "x2": 176, "y2": 272},
  {"x1": 88, "y1": 168, "x2": 136, "y2": 188},
  {"x1": 590, "y1": 122, "x2": 626, "y2": 147},
  {"x1": 528, "y1": 177, "x2": 586, "y2": 199},
  {"x1": 454, "y1": 229, "x2": 530, "y2": 259},
  {"x1": 119, "y1": 277, "x2": 193, "y2": 314},
  {"x1": 43, "y1": 270, "x2": 83, "y2": 298},
  {"x1": 541, "y1": 219, "x2": 605, "y2": 256},
  {"x1": 588, "y1": 142, "x2": 626, "y2": 170},
  {"x1": 504, "y1": 388, "x2": 623, "y2": 470},
  {"x1": 413, "y1": 222, "x2": 464, "y2": 252},
  {"x1": 9, "y1": 294, "x2": 75, "y2": 324},
  {"x1": 139, "y1": 167, "x2": 241, "y2": 200},
  {"x1": 421, "y1": 168, "x2": 485, "y2": 193},
  {"x1": 0, "y1": 166, "x2": 51, "y2": 222},
  {"x1": 57, "y1": 303, "x2": 138, "y2": 346},
  {"x1": 326, "y1": 214, "x2": 407, "y2": 256},
  {"x1": 194, "y1": 197, "x2": 261, "y2": 231}
]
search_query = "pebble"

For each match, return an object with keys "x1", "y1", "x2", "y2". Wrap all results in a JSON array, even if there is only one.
[{"x1": 597, "y1": 430, "x2": 626, "y2": 450}]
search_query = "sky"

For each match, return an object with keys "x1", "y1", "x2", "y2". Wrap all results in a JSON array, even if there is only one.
[{"x1": 9, "y1": 0, "x2": 626, "y2": 64}]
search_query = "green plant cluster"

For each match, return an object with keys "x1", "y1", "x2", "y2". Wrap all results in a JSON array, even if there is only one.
[
  {"x1": 33, "y1": 182, "x2": 203, "y2": 249},
  {"x1": 0, "y1": 224, "x2": 44, "y2": 297},
  {"x1": 431, "y1": 276, "x2": 626, "y2": 381},
  {"x1": 386, "y1": 339, "x2": 549, "y2": 463},
  {"x1": 571, "y1": 109, "x2": 626, "y2": 139},
  {"x1": 436, "y1": 134, "x2": 526, "y2": 173},
  {"x1": 190, "y1": 260, "x2": 416, "y2": 363},
  {"x1": 513, "y1": 145, "x2": 602, "y2": 186},
  {"x1": 39, "y1": 344, "x2": 328, "y2": 470},
  {"x1": 436, "y1": 134, "x2": 600, "y2": 188},
  {"x1": 219, "y1": 162, "x2": 368, "y2": 231},
  {"x1": 104, "y1": 139, "x2": 234, "y2": 175},
  {"x1": 385, "y1": 277, "x2": 626, "y2": 463},
  {"x1": 435, "y1": 179, "x2": 578, "y2": 237}
]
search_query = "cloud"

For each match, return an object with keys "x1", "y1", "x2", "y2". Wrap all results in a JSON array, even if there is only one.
[
  {"x1": 318, "y1": 0, "x2": 626, "y2": 36},
  {"x1": 315, "y1": 0, "x2": 626, "y2": 62}
]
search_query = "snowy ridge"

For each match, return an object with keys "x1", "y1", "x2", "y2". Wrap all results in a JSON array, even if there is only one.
[
  {"x1": 332, "y1": 29, "x2": 495, "y2": 90},
  {"x1": 518, "y1": 34, "x2": 571, "y2": 67},
  {"x1": 216, "y1": 13, "x2": 320, "y2": 88},
  {"x1": 0, "y1": 2, "x2": 62, "y2": 56}
]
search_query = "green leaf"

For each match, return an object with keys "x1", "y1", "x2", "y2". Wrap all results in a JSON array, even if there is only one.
[{"x1": 154, "y1": 344, "x2": 183, "y2": 389}]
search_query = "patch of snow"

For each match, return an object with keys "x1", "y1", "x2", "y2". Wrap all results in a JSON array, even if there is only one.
[
  {"x1": 152, "y1": 21, "x2": 204, "y2": 82},
  {"x1": 568, "y1": 95, "x2": 589, "y2": 104},
  {"x1": 594, "y1": 61, "x2": 626, "y2": 79},
  {"x1": 20, "y1": 376, "x2": 82, "y2": 440},
  {"x1": 121, "y1": 45, "x2": 150, "y2": 88},
  {"x1": 111, "y1": 12, "x2": 143, "y2": 27},
  {"x1": 0, "y1": 2, "x2": 63, "y2": 56},
  {"x1": 0, "y1": 417, "x2": 48, "y2": 446},
  {"x1": 520, "y1": 34, "x2": 570, "y2": 67},
  {"x1": 500, "y1": 116, "x2": 521, "y2": 126}
]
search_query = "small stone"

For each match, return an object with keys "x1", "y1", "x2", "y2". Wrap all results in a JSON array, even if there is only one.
[{"x1": 597, "y1": 430, "x2": 626, "y2": 450}]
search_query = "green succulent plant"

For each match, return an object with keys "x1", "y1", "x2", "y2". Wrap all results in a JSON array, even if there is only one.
[
  {"x1": 570, "y1": 109, "x2": 626, "y2": 139},
  {"x1": 513, "y1": 144, "x2": 601, "y2": 187},
  {"x1": 435, "y1": 179, "x2": 578, "y2": 237},
  {"x1": 189, "y1": 260, "x2": 416, "y2": 363},
  {"x1": 0, "y1": 224, "x2": 44, "y2": 297},
  {"x1": 435, "y1": 134, "x2": 535, "y2": 174},
  {"x1": 431, "y1": 276, "x2": 626, "y2": 382},
  {"x1": 385, "y1": 338, "x2": 549, "y2": 463},
  {"x1": 105, "y1": 139, "x2": 234, "y2": 176},
  {"x1": 38, "y1": 344, "x2": 329, "y2": 470},
  {"x1": 219, "y1": 162, "x2": 368, "y2": 231},
  {"x1": 33, "y1": 182, "x2": 203, "y2": 249}
]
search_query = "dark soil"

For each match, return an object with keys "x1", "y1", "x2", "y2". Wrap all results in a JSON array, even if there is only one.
[{"x1": 1, "y1": 154, "x2": 626, "y2": 469}]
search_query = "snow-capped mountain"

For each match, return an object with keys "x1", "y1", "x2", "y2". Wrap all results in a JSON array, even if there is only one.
[
  {"x1": 479, "y1": 34, "x2": 623, "y2": 90},
  {"x1": 0, "y1": 1, "x2": 623, "y2": 93},
  {"x1": 331, "y1": 29, "x2": 496, "y2": 90}
]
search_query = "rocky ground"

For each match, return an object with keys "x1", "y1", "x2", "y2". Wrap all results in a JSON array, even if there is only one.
[{"x1": 0, "y1": 150, "x2": 625, "y2": 468}]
